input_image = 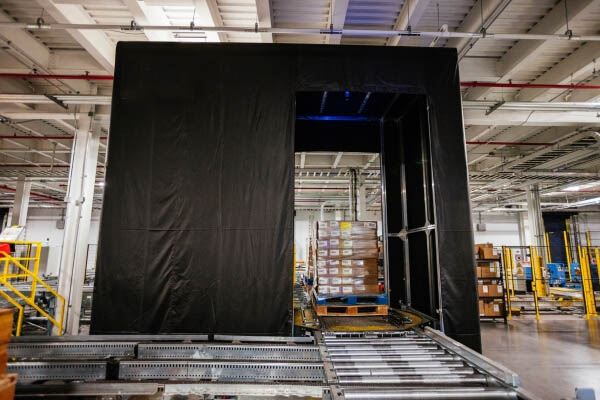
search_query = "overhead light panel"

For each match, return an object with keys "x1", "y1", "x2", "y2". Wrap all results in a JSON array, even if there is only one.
[{"x1": 173, "y1": 31, "x2": 207, "y2": 41}]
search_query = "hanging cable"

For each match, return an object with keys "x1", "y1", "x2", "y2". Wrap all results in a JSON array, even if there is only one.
[
  {"x1": 564, "y1": 0, "x2": 572, "y2": 38},
  {"x1": 480, "y1": 0, "x2": 487, "y2": 37},
  {"x1": 406, "y1": 0, "x2": 412, "y2": 33}
]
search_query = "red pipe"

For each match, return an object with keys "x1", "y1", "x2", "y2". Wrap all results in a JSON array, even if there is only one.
[
  {"x1": 0, "y1": 185, "x2": 61, "y2": 202},
  {"x1": 461, "y1": 81, "x2": 600, "y2": 90},
  {"x1": 0, "y1": 73, "x2": 114, "y2": 81},
  {"x1": 0, "y1": 136, "x2": 108, "y2": 140},
  {"x1": 466, "y1": 141, "x2": 553, "y2": 146},
  {"x1": 3, "y1": 74, "x2": 600, "y2": 90}
]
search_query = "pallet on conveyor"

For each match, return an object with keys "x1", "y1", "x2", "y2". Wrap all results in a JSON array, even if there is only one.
[
  {"x1": 313, "y1": 290, "x2": 388, "y2": 306},
  {"x1": 313, "y1": 300, "x2": 388, "y2": 317},
  {"x1": 312, "y1": 290, "x2": 389, "y2": 317}
]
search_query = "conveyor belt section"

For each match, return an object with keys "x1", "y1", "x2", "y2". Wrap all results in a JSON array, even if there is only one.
[
  {"x1": 319, "y1": 329, "x2": 524, "y2": 400},
  {"x1": 9, "y1": 342, "x2": 320, "y2": 361},
  {"x1": 8, "y1": 338, "x2": 325, "y2": 387}
]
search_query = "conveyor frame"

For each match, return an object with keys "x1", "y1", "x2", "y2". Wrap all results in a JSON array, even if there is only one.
[{"x1": 8, "y1": 328, "x2": 536, "y2": 399}]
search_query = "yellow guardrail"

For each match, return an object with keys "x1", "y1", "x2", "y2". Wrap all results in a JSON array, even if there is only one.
[{"x1": 0, "y1": 241, "x2": 65, "y2": 335}]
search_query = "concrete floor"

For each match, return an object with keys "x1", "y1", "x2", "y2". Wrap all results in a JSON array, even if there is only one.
[{"x1": 481, "y1": 315, "x2": 600, "y2": 400}]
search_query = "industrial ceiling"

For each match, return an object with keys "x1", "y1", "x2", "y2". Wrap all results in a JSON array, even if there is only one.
[{"x1": 0, "y1": 0, "x2": 599, "y2": 213}]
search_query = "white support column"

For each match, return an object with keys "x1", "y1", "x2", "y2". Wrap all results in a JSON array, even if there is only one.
[
  {"x1": 56, "y1": 116, "x2": 101, "y2": 335},
  {"x1": 518, "y1": 212, "x2": 527, "y2": 247},
  {"x1": 10, "y1": 177, "x2": 32, "y2": 227},
  {"x1": 356, "y1": 177, "x2": 368, "y2": 221},
  {"x1": 526, "y1": 184, "x2": 545, "y2": 250}
]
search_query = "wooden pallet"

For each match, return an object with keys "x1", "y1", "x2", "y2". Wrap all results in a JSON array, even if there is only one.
[{"x1": 313, "y1": 300, "x2": 388, "y2": 317}]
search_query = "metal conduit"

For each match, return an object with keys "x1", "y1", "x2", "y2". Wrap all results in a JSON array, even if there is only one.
[{"x1": 1, "y1": 22, "x2": 600, "y2": 42}]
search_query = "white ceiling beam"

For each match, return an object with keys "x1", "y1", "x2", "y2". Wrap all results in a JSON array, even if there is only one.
[
  {"x1": 0, "y1": 11, "x2": 51, "y2": 69},
  {"x1": 122, "y1": 0, "x2": 174, "y2": 42},
  {"x1": 194, "y1": 0, "x2": 225, "y2": 42},
  {"x1": 459, "y1": 57, "x2": 500, "y2": 81},
  {"x1": 463, "y1": 109, "x2": 600, "y2": 126},
  {"x1": 517, "y1": 43, "x2": 600, "y2": 101},
  {"x1": 300, "y1": 152, "x2": 306, "y2": 169},
  {"x1": 36, "y1": 0, "x2": 116, "y2": 72},
  {"x1": 568, "y1": 76, "x2": 600, "y2": 102},
  {"x1": 448, "y1": 0, "x2": 510, "y2": 57},
  {"x1": 328, "y1": 0, "x2": 349, "y2": 45},
  {"x1": 465, "y1": 0, "x2": 597, "y2": 100},
  {"x1": 387, "y1": 0, "x2": 431, "y2": 46},
  {"x1": 255, "y1": 0, "x2": 273, "y2": 43},
  {"x1": 54, "y1": 0, "x2": 123, "y2": 4}
]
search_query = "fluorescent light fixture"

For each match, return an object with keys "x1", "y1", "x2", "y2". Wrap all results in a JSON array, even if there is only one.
[
  {"x1": 564, "y1": 185, "x2": 581, "y2": 191},
  {"x1": 173, "y1": 31, "x2": 207, "y2": 40}
]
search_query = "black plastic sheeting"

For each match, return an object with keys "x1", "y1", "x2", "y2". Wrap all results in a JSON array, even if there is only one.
[
  {"x1": 91, "y1": 43, "x2": 480, "y2": 350},
  {"x1": 91, "y1": 44, "x2": 295, "y2": 335}
]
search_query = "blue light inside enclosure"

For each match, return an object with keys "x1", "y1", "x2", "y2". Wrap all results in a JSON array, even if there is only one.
[
  {"x1": 296, "y1": 115, "x2": 379, "y2": 121},
  {"x1": 344, "y1": 91, "x2": 351, "y2": 100}
]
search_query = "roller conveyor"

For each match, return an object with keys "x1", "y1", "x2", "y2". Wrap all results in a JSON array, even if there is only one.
[{"x1": 7, "y1": 326, "x2": 533, "y2": 399}]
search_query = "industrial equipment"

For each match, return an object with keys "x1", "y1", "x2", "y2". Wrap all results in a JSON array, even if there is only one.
[{"x1": 8, "y1": 315, "x2": 533, "y2": 399}]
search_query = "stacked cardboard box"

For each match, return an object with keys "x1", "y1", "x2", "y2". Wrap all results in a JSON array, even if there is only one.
[
  {"x1": 476, "y1": 255, "x2": 505, "y2": 318},
  {"x1": 315, "y1": 221, "x2": 379, "y2": 296},
  {"x1": 475, "y1": 243, "x2": 499, "y2": 260}
]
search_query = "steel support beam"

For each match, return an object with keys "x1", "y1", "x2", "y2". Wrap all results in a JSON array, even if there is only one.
[
  {"x1": 255, "y1": 0, "x2": 273, "y2": 43},
  {"x1": 55, "y1": 115, "x2": 101, "y2": 335},
  {"x1": 517, "y1": 42, "x2": 600, "y2": 101},
  {"x1": 10, "y1": 177, "x2": 32, "y2": 226},
  {"x1": 387, "y1": 0, "x2": 431, "y2": 46},
  {"x1": 526, "y1": 184, "x2": 545, "y2": 250},
  {"x1": 328, "y1": 0, "x2": 350, "y2": 45},
  {"x1": 35, "y1": 0, "x2": 116, "y2": 72},
  {"x1": 465, "y1": 0, "x2": 597, "y2": 100}
]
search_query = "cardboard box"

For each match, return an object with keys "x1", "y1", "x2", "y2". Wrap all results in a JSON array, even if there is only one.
[
  {"x1": 317, "y1": 283, "x2": 380, "y2": 296},
  {"x1": 317, "y1": 221, "x2": 377, "y2": 240},
  {"x1": 316, "y1": 239, "x2": 377, "y2": 249},
  {"x1": 475, "y1": 243, "x2": 499, "y2": 260},
  {"x1": 479, "y1": 300, "x2": 485, "y2": 316},
  {"x1": 315, "y1": 248, "x2": 378, "y2": 259},
  {"x1": 339, "y1": 259, "x2": 377, "y2": 269},
  {"x1": 477, "y1": 262, "x2": 499, "y2": 278},
  {"x1": 478, "y1": 282, "x2": 503, "y2": 297},
  {"x1": 484, "y1": 300, "x2": 503, "y2": 316}
]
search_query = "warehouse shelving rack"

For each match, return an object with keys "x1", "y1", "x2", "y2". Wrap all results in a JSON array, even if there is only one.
[{"x1": 477, "y1": 252, "x2": 508, "y2": 324}]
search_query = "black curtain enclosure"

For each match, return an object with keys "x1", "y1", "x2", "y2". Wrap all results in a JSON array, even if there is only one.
[{"x1": 91, "y1": 43, "x2": 480, "y2": 351}]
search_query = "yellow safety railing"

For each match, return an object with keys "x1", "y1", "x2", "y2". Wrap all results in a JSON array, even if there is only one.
[
  {"x1": 0, "y1": 241, "x2": 65, "y2": 335},
  {"x1": 501, "y1": 246, "x2": 513, "y2": 320},
  {"x1": 529, "y1": 246, "x2": 542, "y2": 320},
  {"x1": 578, "y1": 245, "x2": 598, "y2": 319}
]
